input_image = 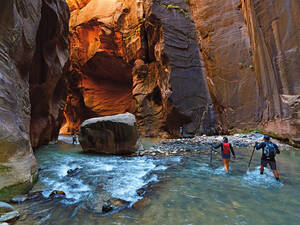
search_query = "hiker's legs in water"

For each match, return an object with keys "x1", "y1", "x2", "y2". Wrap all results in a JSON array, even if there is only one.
[
  {"x1": 222, "y1": 158, "x2": 230, "y2": 173},
  {"x1": 272, "y1": 170, "x2": 279, "y2": 180},
  {"x1": 260, "y1": 159, "x2": 268, "y2": 174},
  {"x1": 260, "y1": 166, "x2": 264, "y2": 174},
  {"x1": 269, "y1": 160, "x2": 279, "y2": 180}
]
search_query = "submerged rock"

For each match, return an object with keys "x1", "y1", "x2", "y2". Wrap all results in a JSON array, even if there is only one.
[
  {"x1": 49, "y1": 190, "x2": 66, "y2": 199},
  {"x1": 27, "y1": 191, "x2": 44, "y2": 201},
  {"x1": 67, "y1": 168, "x2": 80, "y2": 177},
  {"x1": 0, "y1": 202, "x2": 14, "y2": 214},
  {"x1": 0, "y1": 210, "x2": 20, "y2": 223},
  {"x1": 132, "y1": 197, "x2": 151, "y2": 209},
  {"x1": 102, "y1": 198, "x2": 130, "y2": 213},
  {"x1": 10, "y1": 195, "x2": 28, "y2": 204},
  {"x1": 79, "y1": 113, "x2": 142, "y2": 155}
]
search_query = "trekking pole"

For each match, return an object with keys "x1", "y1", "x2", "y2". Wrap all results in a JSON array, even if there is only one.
[
  {"x1": 210, "y1": 144, "x2": 213, "y2": 164},
  {"x1": 248, "y1": 145, "x2": 256, "y2": 169}
]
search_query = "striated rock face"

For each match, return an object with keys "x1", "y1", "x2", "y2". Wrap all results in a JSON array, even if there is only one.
[
  {"x1": 143, "y1": 0, "x2": 218, "y2": 136},
  {"x1": 63, "y1": 0, "x2": 218, "y2": 136},
  {"x1": 189, "y1": 0, "x2": 300, "y2": 142},
  {"x1": 30, "y1": 0, "x2": 70, "y2": 148},
  {"x1": 189, "y1": 0, "x2": 258, "y2": 130},
  {"x1": 239, "y1": 0, "x2": 300, "y2": 143},
  {"x1": 0, "y1": 0, "x2": 40, "y2": 201},
  {"x1": 0, "y1": 0, "x2": 69, "y2": 200},
  {"x1": 79, "y1": 113, "x2": 141, "y2": 154}
]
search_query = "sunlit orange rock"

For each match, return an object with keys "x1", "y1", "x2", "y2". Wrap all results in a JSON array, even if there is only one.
[
  {"x1": 62, "y1": 0, "x2": 144, "y2": 134},
  {"x1": 63, "y1": 0, "x2": 218, "y2": 136}
]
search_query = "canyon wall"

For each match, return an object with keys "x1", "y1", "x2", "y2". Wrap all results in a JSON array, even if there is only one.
[
  {"x1": 30, "y1": 0, "x2": 70, "y2": 148},
  {"x1": 189, "y1": 0, "x2": 300, "y2": 144},
  {"x1": 61, "y1": 0, "x2": 142, "y2": 134},
  {"x1": 63, "y1": 0, "x2": 218, "y2": 136},
  {"x1": 0, "y1": 0, "x2": 69, "y2": 200}
]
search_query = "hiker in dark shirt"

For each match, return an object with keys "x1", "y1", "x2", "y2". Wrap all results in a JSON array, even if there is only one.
[
  {"x1": 213, "y1": 137, "x2": 236, "y2": 173},
  {"x1": 255, "y1": 135, "x2": 280, "y2": 180},
  {"x1": 72, "y1": 134, "x2": 77, "y2": 144}
]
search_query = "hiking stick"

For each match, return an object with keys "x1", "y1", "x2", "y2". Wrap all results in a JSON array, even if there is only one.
[
  {"x1": 248, "y1": 145, "x2": 256, "y2": 169},
  {"x1": 210, "y1": 145, "x2": 213, "y2": 164}
]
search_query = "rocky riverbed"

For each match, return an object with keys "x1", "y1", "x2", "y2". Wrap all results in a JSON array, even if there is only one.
[{"x1": 139, "y1": 133, "x2": 297, "y2": 157}]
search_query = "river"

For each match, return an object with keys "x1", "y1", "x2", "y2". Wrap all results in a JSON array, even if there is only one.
[{"x1": 14, "y1": 138, "x2": 300, "y2": 225}]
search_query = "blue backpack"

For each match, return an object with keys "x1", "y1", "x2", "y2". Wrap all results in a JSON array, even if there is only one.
[{"x1": 264, "y1": 142, "x2": 276, "y2": 158}]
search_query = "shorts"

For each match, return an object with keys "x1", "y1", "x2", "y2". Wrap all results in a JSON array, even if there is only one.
[
  {"x1": 261, "y1": 159, "x2": 277, "y2": 170},
  {"x1": 221, "y1": 154, "x2": 230, "y2": 159}
]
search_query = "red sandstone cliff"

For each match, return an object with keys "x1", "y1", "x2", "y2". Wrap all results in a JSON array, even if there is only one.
[
  {"x1": 62, "y1": 0, "x2": 218, "y2": 137},
  {"x1": 189, "y1": 0, "x2": 300, "y2": 144}
]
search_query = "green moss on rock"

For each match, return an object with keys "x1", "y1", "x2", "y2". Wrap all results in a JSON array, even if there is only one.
[
  {"x1": 0, "y1": 165, "x2": 12, "y2": 174},
  {"x1": 0, "y1": 172, "x2": 38, "y2": 202}
]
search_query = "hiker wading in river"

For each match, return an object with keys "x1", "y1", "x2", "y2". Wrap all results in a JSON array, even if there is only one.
[
  {"x1": 213, "y1": 137, "x2": 236, "y2": 173},
  {"x1": 255, "y1": 135, "x2": 280, "y2": 181}
]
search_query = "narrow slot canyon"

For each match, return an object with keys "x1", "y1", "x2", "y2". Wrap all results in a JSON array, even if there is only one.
[{"x1": 0, "y1": 0, "x2": 299, "y2": 222}]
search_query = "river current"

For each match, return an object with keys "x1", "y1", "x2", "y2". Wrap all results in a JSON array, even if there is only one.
[{"x1": 15, "y1": 137, "x2": 300, "y2": 225}]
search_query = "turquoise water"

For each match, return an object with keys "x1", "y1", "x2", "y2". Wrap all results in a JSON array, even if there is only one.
[{"x1": 15, "y1": 142, "x2": 300, "y2": 225}]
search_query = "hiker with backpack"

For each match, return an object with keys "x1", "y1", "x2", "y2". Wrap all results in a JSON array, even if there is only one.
[
  {"x1": 213, "y1": 137, "x2": 236, "y2": 173},
  {"x1": 255, "y1": 135, "x2": 280, "y2": 180}
]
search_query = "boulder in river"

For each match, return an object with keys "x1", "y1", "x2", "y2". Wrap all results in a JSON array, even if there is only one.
[
  {"x1": 0, "y1": 210, "x2": 20, "y2": 223},
  {"x1": 49, "y1": 190, "x2": 66, "y2": 199},
  {"x1": 79, "y1": 113, "x2": 143, "y2": 155},
  {"x1": 10, "y1": 195, "x2": 28, "y2": 204},
  {"x1": 67, "y1": 168, "x2": 80, "y2": 177},
  {"x1": 0, "y1": 202, "x2": 14, "y2": 214}
]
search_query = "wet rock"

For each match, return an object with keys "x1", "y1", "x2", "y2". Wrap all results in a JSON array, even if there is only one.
[
  {"x1": 67, "y1": 168, "x2": 80, "y2": 177},
  {"x1": 132, "y1": 197, "x2": 151, "y2": 209},
  {"x1": 102, "y1": 198, "x2": 130, "y2": 213},
  {"x1": 49, "y1": 190, "x2": 66, "y2": 199},
  {"x1": 0, "y1": 202, "x2": 14, "y2": 214},
  {"x1": 27, "y1": 191, "x2": 44, "y2": 201},
  {"x1": 10, "y1": 195, "x2": 28, "y2": 204},
  {"x1": 0, "y1": 211, "x2": 20, "y2": 223},
  {"x1": 88, "y1": 192, "x2": 111, "y2": 214},
  {"x1": 79, "y1": 113, "x2": 142, "y2": 155}
]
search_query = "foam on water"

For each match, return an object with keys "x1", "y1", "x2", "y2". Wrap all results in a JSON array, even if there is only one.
[
  {"x1": 241, "y1": 166, "x2": 283, "y2": 188},
  {"x1": 36, "y1": 147, "x2": 171, "y2": 204}
]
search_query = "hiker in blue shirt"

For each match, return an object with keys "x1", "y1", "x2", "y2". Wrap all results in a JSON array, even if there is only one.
[{"x1": 255, "y1": 135, "x2": 280, "y2": 180}]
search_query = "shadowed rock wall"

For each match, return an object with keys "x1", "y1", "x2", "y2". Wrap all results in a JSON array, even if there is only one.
[
  {"x1": 0, "y1": 0, "x2": 41, "y2": 200},
  {"x1": 0, "y1": 0, "x2": 69, "y2": 200},
  {"x1": 30, "y1": 0, "x2": 70, "y2": 148}
]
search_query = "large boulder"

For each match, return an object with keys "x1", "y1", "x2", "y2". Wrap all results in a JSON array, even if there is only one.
[{"x1": 79, "y1": 113, "x2": 142, "y2": 155}]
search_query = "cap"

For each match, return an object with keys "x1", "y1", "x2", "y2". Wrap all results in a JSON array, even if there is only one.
[{"x1": 264, "y1": 135, "x2": 270, "y2": 140}]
